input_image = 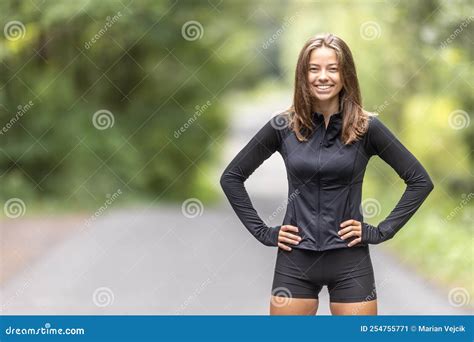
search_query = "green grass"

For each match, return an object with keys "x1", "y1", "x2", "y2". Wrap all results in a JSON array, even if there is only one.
[{"x1": 363, "y1": 183, "x2": 474, "y2": 307}]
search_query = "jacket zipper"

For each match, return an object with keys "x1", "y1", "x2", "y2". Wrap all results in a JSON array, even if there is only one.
[{"x1": 317, "y1": 121, "x2": 328, "y2": 250}]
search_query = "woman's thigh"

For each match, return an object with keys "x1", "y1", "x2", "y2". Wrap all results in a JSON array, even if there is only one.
[
  {"x1": 330, "y1": 299, "x2": 377, "y2": 315},
  {"x1": 271, "y1": 248, "x2": 323, "y2": 315},
  {"x1": 270, "y1": 296, "x2": 319, "y2": 315},
  {"x1": 325, "y1": 246, "x2": 377, "y2": 307}
]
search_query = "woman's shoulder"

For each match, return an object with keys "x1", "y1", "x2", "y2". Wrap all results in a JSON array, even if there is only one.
[
  {"x1": 363, "y1": 110, "x2": 385, "y2": 136},
  {"x1": 250, "y1": 111, "x2": 292, "y2": 150},
  {"x1": 364, "y1": 111, "x2": 398, "y2": 138},
  {"x1": 364, "y1": 109, "x2": 380, "y2": 123},
  {"x1": 358, "y1": 110, "x2": 385, "y2": 152},
  {"x1": 269, "y1": 111, "x2": 291, "y2": 129},
  {"x1": 267, "y1": 110, "x2": 293, "y2": 137},
  {"x1": 361, "y1": 110, "x2": 403, "y2": 155}
]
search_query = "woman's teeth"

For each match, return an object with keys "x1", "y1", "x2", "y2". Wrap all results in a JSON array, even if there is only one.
[{"x1": 316, "y1": 85, "x2": 333, "y2": 89}]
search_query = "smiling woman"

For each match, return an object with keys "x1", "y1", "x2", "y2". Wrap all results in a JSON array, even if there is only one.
[
  {"x1": 220, "y1": 33, "x2": 434, "y2": 316},
  {"x1": 308, "y1": 48, "x2": 343, "y2": 102}
]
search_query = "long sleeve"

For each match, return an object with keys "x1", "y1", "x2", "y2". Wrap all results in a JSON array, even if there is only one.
[
  {"x1": 220, "y1": 116, "x2": 283, "y2": 247},
  {"x1": 361, "y1": 116, "x2": 434, "y2": 244}
]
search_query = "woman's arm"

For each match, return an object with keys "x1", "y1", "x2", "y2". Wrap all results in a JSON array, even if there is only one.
[
  {"x1": 220, "y1": 116, "x2": 283, "y2": 247},
  {"x1": 361, "y1": 116, "x2": 434, "y2": 244}
]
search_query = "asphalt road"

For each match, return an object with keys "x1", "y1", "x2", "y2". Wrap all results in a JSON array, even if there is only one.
[
  {"x1": 0, "y1": 91, "x2": 471, "y2": 315},
  {"x1": 0, "y1": 200, "x2": 470, "y2": 315}
]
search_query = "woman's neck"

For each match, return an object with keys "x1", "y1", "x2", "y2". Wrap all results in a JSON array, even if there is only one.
[{"x1": 312, "y1": 97, "x2": 340, "y2": 118}]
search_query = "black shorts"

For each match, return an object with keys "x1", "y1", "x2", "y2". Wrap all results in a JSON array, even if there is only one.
[{"x1": 271, "y1": 246, "x2": 376, "y2": 303}]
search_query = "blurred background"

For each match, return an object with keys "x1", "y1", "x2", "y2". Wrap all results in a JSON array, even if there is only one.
[{"x1": 0, "y1": 0, "x2": 472, "y2": 314}]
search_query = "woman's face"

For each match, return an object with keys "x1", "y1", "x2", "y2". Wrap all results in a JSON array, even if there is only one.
[{"x1": 307, "y1": 47, "x2": 343, "y2": 103}]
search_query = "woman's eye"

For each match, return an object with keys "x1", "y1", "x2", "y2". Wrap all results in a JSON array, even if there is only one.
[{"x1": 329, "y1": 68, "x2": 338, "y2": 72}]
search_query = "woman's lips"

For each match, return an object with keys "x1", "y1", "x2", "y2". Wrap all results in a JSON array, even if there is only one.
[{"x1": 313, "y1": 84, "x2": 334, "y2": 93}]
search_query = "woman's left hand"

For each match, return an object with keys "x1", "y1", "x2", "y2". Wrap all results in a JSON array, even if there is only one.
[{"x1": 338, "y1": 219, "x2": 362, "y2": 247}]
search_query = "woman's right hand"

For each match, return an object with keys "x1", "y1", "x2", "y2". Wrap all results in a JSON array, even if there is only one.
[{"x1": 277, "y1": 225, "x2": 301, "y2": 251}]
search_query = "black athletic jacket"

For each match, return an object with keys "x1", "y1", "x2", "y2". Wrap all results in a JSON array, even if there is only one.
[{"x1": 220, "y1": 109, "x2": 434, "y2": 251}]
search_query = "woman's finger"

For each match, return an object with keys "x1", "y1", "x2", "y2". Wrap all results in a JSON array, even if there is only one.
[
  {"x1": 347, "y1": 237, "x2": 362, "y2": 247},
  {"x1": 279, "y1": 236, "x2": 300, "y2": 245},
  {"x1": 281, "y1": 231, "x2": 301, "y2": 241},
  {"x1": 281, "y1": 225, "x2": 299, "y2": 233},
  {"x1": 338, "y1": 225, "x2": 361, "y2": 236},
  {"x1": 339, "y1": 219, "x2": 360, "y2": 228},
  {"x1": 340, "y1": 230, "x2": 360, "y2": 240},
  {"x1": 338, "y1": 226, "x2": 354, "y2": 236},
  {"x1": 278, "y1": 242, "x2": 292, "y2": 251}
]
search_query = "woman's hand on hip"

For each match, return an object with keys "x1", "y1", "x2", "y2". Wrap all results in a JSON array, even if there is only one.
[
  {"x1": 338, "y1": 219, "x2": 362, "y2": 247},
  {"x1": 277, "y1": 225, "x2": 301, "y2": 251}
]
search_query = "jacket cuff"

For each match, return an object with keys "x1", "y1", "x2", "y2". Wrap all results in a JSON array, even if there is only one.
[
  {"x1": 361, "y1": 222, "x2": 382, "y2": 244},
  {"x1": 266, "y1": 225, "x2": 282, "y2": 247}
]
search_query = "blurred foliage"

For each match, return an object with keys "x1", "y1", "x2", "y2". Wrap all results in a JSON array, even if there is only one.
[
  {"x1": 0, "y1": 0, "x2": 288, "y2": 208},
  {"x1": 0, "y1": 0, "x2": 472, "y2": 228}
]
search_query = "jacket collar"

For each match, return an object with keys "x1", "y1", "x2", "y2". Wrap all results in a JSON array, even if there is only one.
[
  {"x1": 312, "y1": 110, "x2": 343, "y2": 124},
  {"x1": 312, "y1": 104, "x2": 344, "y2": 145},
  {"x1": 312, "y1": 98, "x2": 344, "y2": 124}
]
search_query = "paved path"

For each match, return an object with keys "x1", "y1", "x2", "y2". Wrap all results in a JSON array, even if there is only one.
[
  {"x1": 0, "y1": 202, "x2": 470, "y2": 315},
  {"x1": 0, "y1": 91, "x2": 471, "y2": 315}
]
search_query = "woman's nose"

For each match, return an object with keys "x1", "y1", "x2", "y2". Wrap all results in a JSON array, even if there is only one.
[{"x1": 318, "y1": 70, "x2": 328, "y2": 81}]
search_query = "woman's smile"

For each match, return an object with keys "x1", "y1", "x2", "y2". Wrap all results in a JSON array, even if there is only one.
[{"x1": 313, "y1": 84, "x2": 335, "y2": 93}]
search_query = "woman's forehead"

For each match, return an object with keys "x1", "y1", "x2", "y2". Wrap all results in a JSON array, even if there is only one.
[{"x1": 309, "y1": 47, "x2": 338, "y2": 65}]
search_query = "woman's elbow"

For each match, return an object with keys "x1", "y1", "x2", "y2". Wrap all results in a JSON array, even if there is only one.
[
  {"x1": 423, "y1": 175, "x2": 434, "y2": 195},
  {"x1": 220, "y1": 169, "x2": 237, "y2": 192},
  {"x1": 220, "y1": 171, "x2": 229, "y2": 192},
  {"x1": 428, "y1": 178, "x2": 434, "y2": 192}
]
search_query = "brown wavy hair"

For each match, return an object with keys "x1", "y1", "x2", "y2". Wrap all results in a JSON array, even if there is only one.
[{"x1": 284, "y1": 33, "x2": 373, "y2": 144}]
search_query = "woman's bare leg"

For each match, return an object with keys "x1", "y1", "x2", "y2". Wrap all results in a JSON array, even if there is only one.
[
  {"x1": 270, "y1": 296, "x2": 319, "y2": 315},
  {"x1": 329, "y1": 299, "x2": 377, "y2": 315}
]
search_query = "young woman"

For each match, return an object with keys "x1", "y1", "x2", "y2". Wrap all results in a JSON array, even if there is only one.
[{"x1": 220, "y1": 33, "x2": 434, "y2": 315}]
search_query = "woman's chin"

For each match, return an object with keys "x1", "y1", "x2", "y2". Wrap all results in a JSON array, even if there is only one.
[{"x1": 312, "y1": 92, "x2": 337, "y2": 102}]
